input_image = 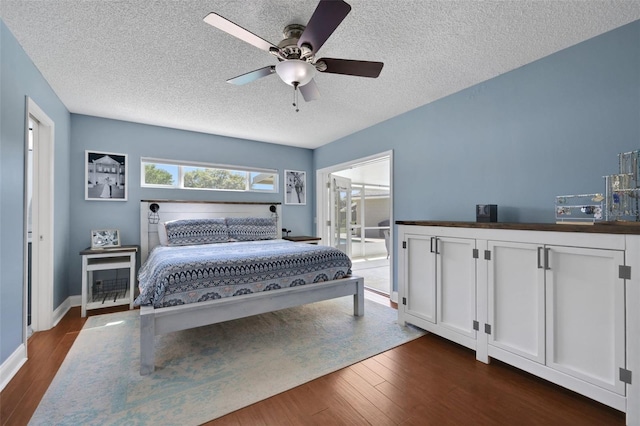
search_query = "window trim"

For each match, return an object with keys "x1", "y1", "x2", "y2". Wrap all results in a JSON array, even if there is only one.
[{"x1": 141, "y1": 157, "x2": 279, "y2": 193}]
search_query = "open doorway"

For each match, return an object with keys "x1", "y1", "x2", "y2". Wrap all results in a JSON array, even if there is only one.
[
  {"x1": 24, "y1": 97, "x2": 55, "y2": 351},
  {"x1": 26, "y1": 119, "x2": 34, "y2": 338},
  {"x1": 316, "y1": 151, "x2": 393, "y2": 300}
]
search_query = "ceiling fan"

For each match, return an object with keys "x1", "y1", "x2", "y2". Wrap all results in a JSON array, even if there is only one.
[{"x1": 204, "y1": 0, "x2": 384, "y2": 111}]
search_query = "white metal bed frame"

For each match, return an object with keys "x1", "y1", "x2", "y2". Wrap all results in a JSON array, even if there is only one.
[{"x1": 138, "y1": 200, "x2": 364, "y2": 375}]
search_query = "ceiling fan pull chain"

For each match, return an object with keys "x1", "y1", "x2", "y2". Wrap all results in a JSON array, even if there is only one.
[{"x1": 293, "y1": 82, "x2": 300, "y2": 112}]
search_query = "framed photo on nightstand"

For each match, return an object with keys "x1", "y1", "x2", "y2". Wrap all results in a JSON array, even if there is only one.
[{"x1": 91, "y1": 229, "x2": 121, "y2": 249}]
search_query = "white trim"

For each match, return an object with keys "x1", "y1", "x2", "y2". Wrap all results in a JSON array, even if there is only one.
[
  {"x1": 140, "y1": 157, "x2": 278, "y2": 193},
  {"x1": 0, "y1": 344, "x2": 27, "y2": 392},
  {"x1": 51, "y1": 295, "x2": 82, "y2": 327},
  {"x1": 625, "y1": 234, "x2": 640, "y2": 424},
  {"x1": 316, "y1": 150, "x2": 394, "y2": 296},
  {"x1": 141, "y1": 157, "x2": 278, "y2": 174},
  {"x1": 25, "y1": 97, "x2": 55, "y2": 343},
  {"x1": 4, "y1": 293, "x2": 79, "y2": 391}
]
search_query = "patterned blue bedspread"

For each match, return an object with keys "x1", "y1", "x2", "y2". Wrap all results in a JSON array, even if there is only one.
[{"x1": 135, "y1": 239, "x2": 352, "y2": 308}]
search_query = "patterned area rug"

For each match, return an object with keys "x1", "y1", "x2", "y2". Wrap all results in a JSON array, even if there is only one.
[{"x1": 30, "y1": 296, "x2": 424, "y2": 425}]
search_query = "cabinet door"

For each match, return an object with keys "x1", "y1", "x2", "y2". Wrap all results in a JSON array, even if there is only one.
[
  {"x1": 437, "y1": 237, "x2": 476, "y2": 338},
  {"x1": 404, "y1": 234, "x2": 437, "y2": 323},
  {"x1": 487, "y1": 241, "x2": 545, "y2": 363},
  {"x1": 546, "y1": 245, "x2": 625, "y2": 395}
]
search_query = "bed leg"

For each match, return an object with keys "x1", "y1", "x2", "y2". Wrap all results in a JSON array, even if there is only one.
[
  {"x1": 140, "y1": 306, "x2": 155, "y2": 375},
  {"x1": 354, "y1": 278, "x2": 364, "y2": 317}
]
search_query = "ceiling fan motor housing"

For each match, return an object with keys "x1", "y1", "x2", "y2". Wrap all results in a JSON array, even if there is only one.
[{"x1": 277, "y1": 24, "x2": 314, "y2": 61}]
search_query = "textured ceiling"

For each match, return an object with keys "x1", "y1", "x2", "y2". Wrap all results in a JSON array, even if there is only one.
[{"x1": 2, "y1": 1, "x2": 639, "y2": 149}]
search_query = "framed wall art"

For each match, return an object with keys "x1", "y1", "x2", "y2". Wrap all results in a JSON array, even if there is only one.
[
  {"x1": 285, "y1": 170, "x2": 306, "y2": 205},
  {"x1": 85, "y1": 150, "x2": 128, "y2": 201}
]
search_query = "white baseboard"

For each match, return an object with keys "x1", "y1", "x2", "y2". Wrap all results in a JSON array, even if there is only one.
[
  {"x1": 391, "y1": 291, "x2": 399, "y2": 304},
  {"x1": 1, "y1": 296, "x2": 82, "y2": 392},
  {"x1": 70, "y1": 294, "x2": 81, "y2": 306},
  {"x1": 52, "y1": 295, "x2": 81, "y2": 327},
  {"x1": 0, "y1": 344, "x2": 27, "y2": 392}
]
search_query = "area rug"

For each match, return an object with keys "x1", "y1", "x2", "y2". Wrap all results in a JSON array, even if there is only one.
[{"x1": 29, "y1": 296, "x2": 424, "y2": 425}]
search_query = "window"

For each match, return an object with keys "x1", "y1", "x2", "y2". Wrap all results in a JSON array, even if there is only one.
[{"x1": 141, "y1": 158, "x2": 278, "y2": 193}]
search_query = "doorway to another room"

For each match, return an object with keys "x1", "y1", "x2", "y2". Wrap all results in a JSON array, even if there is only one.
[
  {"x1": 316, "y1": 152, "x2": 393, "y2": 300},
  {"x1": 24, "y1": 97, "x2": 55, "y2": 351}
]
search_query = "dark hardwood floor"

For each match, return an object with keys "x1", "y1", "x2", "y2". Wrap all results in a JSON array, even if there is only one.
[{"x1": 1, "y1": 304, "x2": 625, "y2": 426}]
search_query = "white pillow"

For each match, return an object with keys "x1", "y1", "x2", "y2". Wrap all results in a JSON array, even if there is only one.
[{"x1": 157, "y1": 221, "x2": 169, "y2": 246}]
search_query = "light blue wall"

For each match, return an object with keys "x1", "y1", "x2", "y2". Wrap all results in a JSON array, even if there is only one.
[
  {"x1": 68, "y1": 115, "x2": 314, "y2": 296},
  {"x1": 0, "y1": 20, "x2": 71, "y2": 364},
  {"x1": 2, "y1": 16, "x2": 638, "y2": 368},
  {"x1": 314, "y1": 21, "x2": 640, "y2": 289}
]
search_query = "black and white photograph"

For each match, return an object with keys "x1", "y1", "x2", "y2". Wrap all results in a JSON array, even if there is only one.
[
  {"x1": 90, "y1": 229, "x2": 121, "y2": 249},
  {"x1": 85, "y1": 150, "x2": 127, "y2": 201},
  {"x1": 285, "y1": 170, "x2": 306, "y2": 205}
]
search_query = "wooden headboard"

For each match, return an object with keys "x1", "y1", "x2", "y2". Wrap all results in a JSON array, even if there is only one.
[{"x1": 140, "y1": 200, "x2": 282, "y2": 263}]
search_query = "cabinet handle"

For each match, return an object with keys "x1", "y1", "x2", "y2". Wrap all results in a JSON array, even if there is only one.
[
  {"x1": 431, "y1": 237, "x2": 439, "y2": 254},
  {"x1": 544, "y1": 247, "x2": 551, "y2": 270},
  {"x1": 537, "y1": 247, "x2": 544, "y2": 269}
]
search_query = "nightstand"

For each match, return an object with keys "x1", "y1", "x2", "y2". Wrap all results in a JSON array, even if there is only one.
[
  {"x1": 80, "y1": 245, "x2": 138, "y2": 317},
  {"x1": 282, "y1": 236, "x2": 322, "y2": 244}
]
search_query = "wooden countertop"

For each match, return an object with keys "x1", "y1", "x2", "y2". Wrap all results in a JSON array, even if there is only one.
[
  {"x1": 79, "y1": 245, "x2": 139, "y2": 255},
  {"x1": 395, "y1": 220, "x2": 640, "y2": 235}
]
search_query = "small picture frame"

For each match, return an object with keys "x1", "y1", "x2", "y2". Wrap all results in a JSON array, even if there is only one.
[
  {"x1": 285, "y1": 170, "x2": 306, "y2": 205},
  {"x1": 91, "y1": 229, "x2": 121, "y2": 249},
  {"x1": 85, "y1": 150, "x2": 127, "y2": 201}
]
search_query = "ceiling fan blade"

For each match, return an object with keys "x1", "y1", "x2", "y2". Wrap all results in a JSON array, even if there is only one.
[
  {"x1": 204, "y1": 12, "x2": 278, "y2": 53},
  {"x1": 318, "y1": 58, "x2": 384, "y2": 78},
  {"x1": 299, "y1": 79, "x2": 320, "y2": 102},
  {"x1": 227, "y1": 66, "x2": 276, "y2": 85},
  {"x1": 298, "y1": 0, "x2": 351, "y2": 54}
]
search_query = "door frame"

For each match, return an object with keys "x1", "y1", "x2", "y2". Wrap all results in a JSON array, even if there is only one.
[
  {"x1": 316, "y1": 150, "x2": 394, "y2": 299},
  {"x1": 24, "y1": 97, "x2": 55, "y2": 348},
  {"x1": 329, "y1": 174, "x2": 353, "y2": 254}
]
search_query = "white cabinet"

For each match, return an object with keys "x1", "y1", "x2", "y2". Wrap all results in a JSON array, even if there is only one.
[
  {"x1": 398, "y1": 227, "x2": 477, "y2": 350},
  {"x1": 398, "y1": 223, "x2": 636, "y2": 419},
  {"x1": 402, "y1": 233, "x2": 436, "y2": 323},
  {"x1": 487, "y1": 240, "x2": 626, "y2": 404},
  {"x1": 437, "y1": 237, "x2": 477, "y2": 340},
  {"x1": 544, "y1": 245, "x2": 626, "y2": 396},
  {"x1": 487, "y1": 241, "x2": 545, "y2": 364}
]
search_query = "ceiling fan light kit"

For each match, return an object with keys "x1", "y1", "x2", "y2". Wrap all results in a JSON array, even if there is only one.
[
  {"x1": 204, "y1": 0, "x2": 383, "y2": 111},
  {"x1": 275, "y1": 60, "x2": 316, "y2": 87}
]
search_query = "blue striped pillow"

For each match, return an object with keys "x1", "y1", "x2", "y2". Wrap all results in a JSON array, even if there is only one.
[
  {"x1": 226, "y1": 217, "x2": 277, "y2": 241},
  {"x1": 163, "y1": 218, "x2": 229, "y2": 246}
]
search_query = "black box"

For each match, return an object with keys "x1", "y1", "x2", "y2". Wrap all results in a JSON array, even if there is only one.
[{"x1": 476, "y1": 205, "x2": 498, "y2": 222}]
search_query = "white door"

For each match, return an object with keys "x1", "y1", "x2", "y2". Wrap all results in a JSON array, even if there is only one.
[
  {"x1": 545, "y1": 245, "x2": 626, "y2": 395},
  {"x1": 487, "y1": 241, "x2": 545, "y2": 363},
  {"x1": 25, "y1": 98, "x2": 55, "y2": 337},
  {"x1": 403, "y1": 233, "x2": 437, "y2": 324},
  {"x1": 329, "y1": 175, "x2": 352, "y2": 255},
  {"x1": 436, "y1": 237, "x2": 477, "y2": 339}
]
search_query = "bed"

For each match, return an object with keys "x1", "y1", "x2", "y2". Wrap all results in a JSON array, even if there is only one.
[{"x1": 137, "y1": 201, "x2": 365, "y2": 375}]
